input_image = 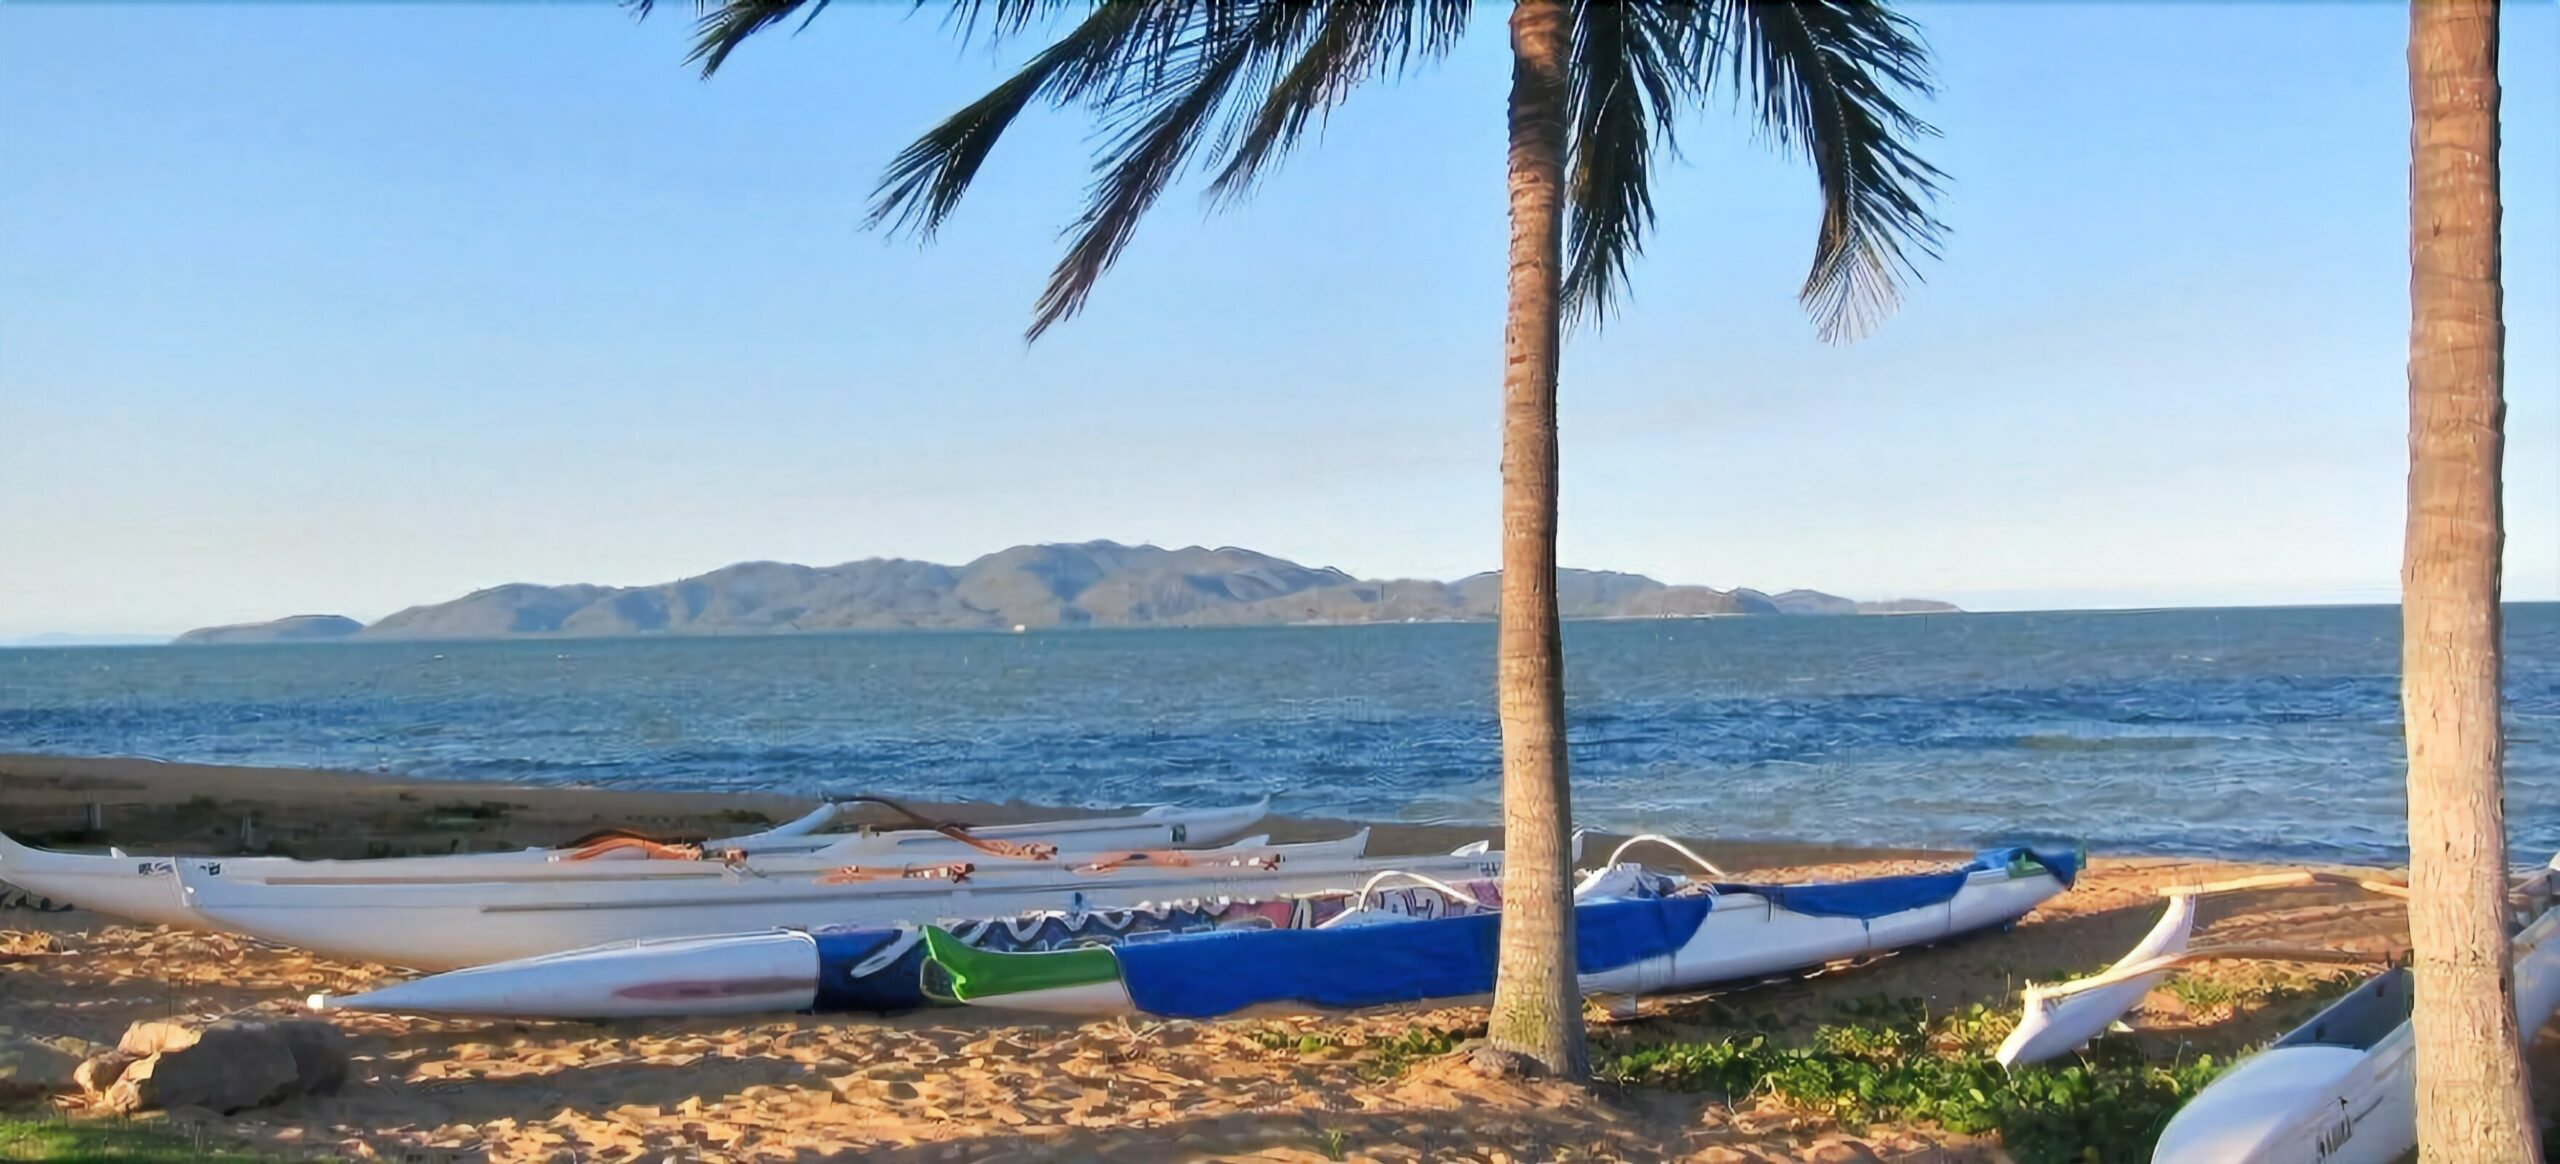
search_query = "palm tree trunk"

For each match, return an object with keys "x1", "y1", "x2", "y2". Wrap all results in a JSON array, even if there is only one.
[
  {"x1": 2404, "y1": 1, "x2": 2533, "y2": 1159},
  {"x1": 1483, "y1": 0, "x2": 1587, "y2": 1082}
]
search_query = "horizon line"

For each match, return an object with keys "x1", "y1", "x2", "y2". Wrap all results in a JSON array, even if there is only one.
[{"x1": 12, "y1": 597, "x2": 2560, "y2": 647}]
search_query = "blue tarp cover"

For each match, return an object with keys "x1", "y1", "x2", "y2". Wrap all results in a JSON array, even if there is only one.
[
  {"x1": 811, "y1": 928, "x2": 923, "y2": 1013},
  {"x1": 1704, "y1": 846, "x2": 2075, "y2": 919},
  {"x1": 1116, "y1": 894, "x2": 1721, "y2": 1019},
  {"x1": 2024, "y1": 845, "x2": 2081, "y2": 889},
  {"x1": 1113, "y1": 845, "x2": 2080, "y2": 1020}
]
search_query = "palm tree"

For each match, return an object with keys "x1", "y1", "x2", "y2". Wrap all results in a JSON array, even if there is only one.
[
  {"x1": 2402, "y1": 0, "x2": 2534, "y2": 1157},
  {"x1": 671, "y1": 0, "x2": 1942, "y2": 1078}
]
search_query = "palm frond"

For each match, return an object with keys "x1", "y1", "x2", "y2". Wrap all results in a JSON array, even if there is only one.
[
  {"x1": 1028, "y1": 1, "x2": 1324, "y2": 338},
  {"x1": 1559, "y1": 0, "x2": 1689, "y2": 325},
  {"x1": 671, "y1": 0, "x2": 1084, "y2": 69},
  {"x1": 1203, "y1": 0, "x2": 1473, "y2": 205},
  {"x1": 1718, "y1": 0, "x2": 1945, "y2": 341},
  {"x1": 681, "y1": 0, "x2": 1943, "y2": 345},
  {"x1": 689, "y1": 0, "x2": 828, "y2": 77},
  {"x1": 865, "y1": 0, "x2": 1161, "y2": 238},
  {"x1": 939, "y1": 0, "x2": 1093, "y2": 46}
]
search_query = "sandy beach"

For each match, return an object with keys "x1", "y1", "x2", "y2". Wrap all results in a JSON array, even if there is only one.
[{"x1": 2, "y1": 753, "x2": 2548, "y2": 1161}]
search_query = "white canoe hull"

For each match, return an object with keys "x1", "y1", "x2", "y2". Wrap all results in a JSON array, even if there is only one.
[
  {"x1": 0, "y1": 803, "x2": 846, "y2": 928},
  {"x1": 184, "y1": 839, "x2": 1485, "y2": 971},
  {"x1": 223, "y1": 826, "x2": 1347, "y2": 892},
  {"x1": 324, "y1": 930, "x2": 830, "y2": 1019},
  {"x1": 0, "y1": 799, "x2": 1266, "y2": 928},
  {"x1": 235, "y1": 805, "x2": 1279, "y2": 888},
  {"x1": 1578, "y1": 864, "x2": 2065, "y2": 997},
  {"x1": 2152, "y1": 901, "x2": 2560, "y2": 1164}
]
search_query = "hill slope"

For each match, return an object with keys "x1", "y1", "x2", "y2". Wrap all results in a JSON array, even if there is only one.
[
  {"x1": 174, "y1": 615, "x2": 363, "y2": 645},
  {"x1": 183, "y1": 541, "x2": 1958, "y2": 641}
]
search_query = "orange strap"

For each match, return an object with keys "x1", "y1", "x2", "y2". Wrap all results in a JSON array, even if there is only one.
[
  {"x1": 1073, "y1": 851, "x2": 1281, "y2": 873},
  {"x1": 565, "y1": 837, "x2": 704, "y2": 862},
  {"x1": 938, "y1": 833, "x2": 1060, "y2": 861},
  {"x1": 814, "y1": 861, "x2": 976, "y2": 885},
  {"x1": 826, "y1": 794, "x2": 1057, "y2": 861}
]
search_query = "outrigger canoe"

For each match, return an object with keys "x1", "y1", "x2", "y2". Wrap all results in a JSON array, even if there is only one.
[
  {"x1": 923, "y1": 846, "x2": 2079, "y2": 1018},
  {"x1": 181, "y1": 832, "x2": 1496, "y2": 970},
  {"x1": 196, "y1": 801, "x2": 1277, "y2": 888},
  {"x1": 313, "y1": 875, "x2": 1505, "y2": 1019},
  {"x1": 2147, "y1": 856, "x2": 2560, "y2": 1164},
  {"x1": 0, "y1": 798, "x2": 1267, "y2": 929},
  {"x1": 0, "y1": 801, "x2": 846, "y2": 929}
]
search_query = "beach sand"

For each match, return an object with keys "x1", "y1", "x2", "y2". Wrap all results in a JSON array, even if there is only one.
[{"x1": 2, "y1": 753, "x2": 2548, "y2": 1161}]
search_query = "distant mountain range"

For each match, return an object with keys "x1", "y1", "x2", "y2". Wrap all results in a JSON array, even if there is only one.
[
  {"x1": 173, "y1": 541, "x2": 1957, "y2": 644},
  {"x1": 171, "y1": 615, "x2": 365, "y2": 646}
]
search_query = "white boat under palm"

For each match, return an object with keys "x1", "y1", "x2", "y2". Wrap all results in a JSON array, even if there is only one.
[
  {"x1": 1997, "y1": 866, "x2": 2410, "y2": 1069},
  {"x1": 180, "y1": 829, "x2": 1478, "y2": 970},
  {"x1": 2146, "y1": 856, "x2": 2560, "y2": 1164},
  {"x1": 0, "y1": 797, "x2": 1267, "y2": 929}
]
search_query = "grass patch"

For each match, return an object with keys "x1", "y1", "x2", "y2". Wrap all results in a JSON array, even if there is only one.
[
  {"x1": 2164, "y1": 970, "x2": 2360, "y2": 1020},
  {"x1": 1247, "y1": 1022, "x2": 1482, "y2": 1080},
  {"x1": 1364, "y1": 1024, "x2": 1473, "y2": 1078},
  {"x1": 0, "y1": 1113, "x2": 270, "y2": 1161},
  {"x1": 1602, "y1": 999, "x2": 2225, "y2": 1163},
  {"x1": 2161, "y1": 976, "x2": 2240, "y2": 1013}
]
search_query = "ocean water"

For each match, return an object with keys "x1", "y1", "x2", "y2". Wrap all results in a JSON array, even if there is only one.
[{"x1": 2, "y1": 606, "x2": 2553, "y2": 862}]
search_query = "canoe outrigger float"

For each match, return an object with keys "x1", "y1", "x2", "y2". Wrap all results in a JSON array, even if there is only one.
[
  {"x1": 182, "y1": 830, "x2": 1491, "y2": 971},
  {"x1": 0, "y1": 797, "x2": 1267, "y2": 930},
  {"x1": 1996, "y1": 866, "x2": 2412, "y2": 1069},
  {"x1": 1993, "y1": 851, "x2": 2560, "y2": 1164},
  {"x1": 312, "y1": 874, "x2": 1507, "y2": 1019},
  {"x1": 920, "y1": 844, "x2": 2080, "y2": 1019},
  {"x1": 2148, "y1": 855, "x2": 2560, "y2": 1164}
]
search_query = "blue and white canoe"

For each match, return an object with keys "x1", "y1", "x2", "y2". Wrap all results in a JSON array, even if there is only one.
[
  {"x1": 311, "y1": 873, "x2": 1506, "y2": 1019},
  {"x1": 923, "y1": 846, "x2": 2081, "y2": 1019}
]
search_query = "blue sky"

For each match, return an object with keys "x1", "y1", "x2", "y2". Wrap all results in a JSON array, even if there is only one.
[{"x1": 2, "y1": 3, "x2": 2553, "y2": 636}]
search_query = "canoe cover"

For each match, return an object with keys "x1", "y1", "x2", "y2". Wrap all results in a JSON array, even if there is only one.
[
  {"x1": 1110, "y1": 846, "x2": 2075, "y2": 1019},
  {"x1": 812, "y1": 883, "x2": 1505, "y2": 1013},
  {"x1": 1707, "y1": 845, "x2": 2078, "y2": 919}
]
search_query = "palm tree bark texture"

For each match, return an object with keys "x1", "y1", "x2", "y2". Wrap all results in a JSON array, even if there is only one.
[{"x1": 2403, "y1": 0, "x2": 2534, "y2": 1158}]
